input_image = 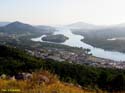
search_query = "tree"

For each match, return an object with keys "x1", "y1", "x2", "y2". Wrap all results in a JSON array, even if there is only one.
[
  {"x1": 97, "y1": 71, "x2": 109, "y2": 90},
  {"x1": 84, "y1": 48, "x2": 91, "y2": 55},
  {"x1": 110, "y1": 74, "x2": 125, "y2": 91}
]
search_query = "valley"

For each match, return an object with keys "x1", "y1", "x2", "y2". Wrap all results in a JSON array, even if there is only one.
[
  {"x1": 0, "y1": 22, "x2": 125, "y2": 68},
  {"x1": 1, "y1": 0, "x2": 125, "y2": 92},
  {"x1": 0, "y1": 21, "x2": 125, "y2": 92}
]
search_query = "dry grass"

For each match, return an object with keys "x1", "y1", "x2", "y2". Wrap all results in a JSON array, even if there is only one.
[{"x1": 0, "y1": 71, "x2": 108, "y2": 93}]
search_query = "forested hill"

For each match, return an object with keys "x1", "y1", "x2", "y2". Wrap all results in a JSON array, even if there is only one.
[
  {"x1": 0, "y1": 45, "x2": 125, "y2": 92},
  {"x1": 0, "y1": 45, "x2": 43, "y2": 75},
  {"x1": 0, "y1": 21, "x2": 55, "y2": 36}
]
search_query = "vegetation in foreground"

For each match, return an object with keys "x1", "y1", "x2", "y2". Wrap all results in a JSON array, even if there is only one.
[
  {"x1": 0, "y1": 71, "x2": 99, "y2": 93},
  {"x1": 0, "y1": 45, "x2": 125, "y2": 92}
]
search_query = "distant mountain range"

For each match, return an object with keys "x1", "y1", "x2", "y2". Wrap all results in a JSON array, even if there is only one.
[
  {"x1": 67, "y1": 22, "x2": 105, "y2": 29},
  {"x1": 1, "y1": 21, "x2": 125, "y2": 35},
  {"x1": 67, "y1": 21, "x2": 125, "y2": 30}
]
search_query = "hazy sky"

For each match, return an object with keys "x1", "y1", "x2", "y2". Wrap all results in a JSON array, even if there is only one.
[{"x1": 1, "y1": 0, "x2": 125, "y2": 25}]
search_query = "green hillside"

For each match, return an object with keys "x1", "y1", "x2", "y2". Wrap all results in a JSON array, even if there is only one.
[{"x1": 0, "y1": 45, "x2": 125, "y2": 92}]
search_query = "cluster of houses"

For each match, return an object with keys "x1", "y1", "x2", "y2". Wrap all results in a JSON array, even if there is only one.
[
  {"x1": 26, "y1": 49, "x2": 87, "y2": 64},
  {"x1": 26, "y1": 48, "x2": 125, "y2": 69},
  {"x1": 87, "y1": 56, "x2": 125, "y2": 69}
]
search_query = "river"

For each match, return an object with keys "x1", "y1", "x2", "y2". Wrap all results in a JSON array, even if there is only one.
[{"x1": 31, "y1": 27, "x2": 125, "y2": 61}]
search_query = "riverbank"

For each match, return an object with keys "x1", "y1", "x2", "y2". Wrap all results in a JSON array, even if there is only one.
[
  {"x1": 72, "y1": 29, "x2": 125, "y2": 53},
  {"x1": 31, "y1": 27, "x2": 125, "y2": 61}
]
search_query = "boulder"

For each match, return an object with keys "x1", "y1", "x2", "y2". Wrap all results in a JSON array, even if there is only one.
[{"x1": 38, "y1": 75, "x2": 50, "y2": 84}]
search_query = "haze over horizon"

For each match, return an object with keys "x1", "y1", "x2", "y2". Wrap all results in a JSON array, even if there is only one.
[{"x1": 1, "y1": 0, "x2": 125, "y2": 25}]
